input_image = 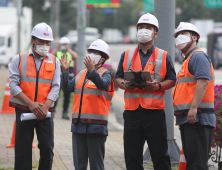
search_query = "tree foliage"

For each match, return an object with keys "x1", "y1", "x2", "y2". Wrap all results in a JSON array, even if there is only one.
[
  {"x1": 176, "y1": 0, "x2": 222, "y2": 26},
  {"x1": 22, "y1": 0, "x2": 222, "y2": 37}
]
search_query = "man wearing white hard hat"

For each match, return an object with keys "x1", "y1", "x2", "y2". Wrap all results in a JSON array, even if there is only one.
[
  {"x1": 51, "y1": 36, "x2": 78, "y2": 119},
  {"x1": 115, "y1": 13, "x2": 176, "y2": 170},
  {"x1": 172, "y1": 22, "x2": 215, "y2": 169},
  {"x1": 60, "y1": 39, "x2": 114, "y2": 170},
  {"x1": 8, "y1": 22, "x2": 60, "y2": 169}
]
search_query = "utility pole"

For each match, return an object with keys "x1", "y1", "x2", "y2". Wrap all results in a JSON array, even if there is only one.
[
  {"x1": 49, "y1": 0, "x2": 60, "y2": 38},
  {"x1": 76, "y1": 0, "x2": 86, "y2": 72},
  {"x1": 17, "y1": 0, "x2": 22, "y2": 53},
  {"x1": 143, "y1": 0, "x2": 180, "y2": 162},
  {"x1": 154, "y1": 0, "x2": 180, "y2": 161},
  {"x1": 54, "y1": 0, "x2": 60, "y2": 38}
]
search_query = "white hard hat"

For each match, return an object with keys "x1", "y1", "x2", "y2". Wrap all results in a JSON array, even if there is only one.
[
  {"x1": 174, "y1": 22, "x2": 200, "y2": 39},
  {"x1": 31, "y1": 22, "x2": 54, "y2": 41},
  {"x1": 60, "y1": 36, "x2": 70, "y2": 44},
  {"x1": 87, "y1": 39, "x2": 110, "y2": 59},
  {"x1": 136, "y1": 13, "x2": 159, "y2": 32}
]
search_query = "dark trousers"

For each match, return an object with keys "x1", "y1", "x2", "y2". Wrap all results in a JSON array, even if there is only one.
[
  {"x1": 54, "y1": 90, "x2": 70, "y2": 113},
  {"x1": 123, "y1": 109, "x2": 171, "y2": 170},
  {"x1": 54, "y1": 67, "x2": 73, "y2": 114},
  {"x1": 180, "y1": 122, "x2": 214, "y2": 170},
  {"x1": 14, "y1": 109, "x2": 54, "y2": 170},
  {"x1": 72, "y1": 133, "x2": 107, "y2": 170}
]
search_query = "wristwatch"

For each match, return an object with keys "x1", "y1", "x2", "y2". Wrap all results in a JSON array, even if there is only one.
[{"x1": 157, "y1": 83, "x2": 161, "y2": 91}]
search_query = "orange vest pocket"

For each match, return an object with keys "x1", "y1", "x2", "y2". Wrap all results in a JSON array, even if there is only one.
[
  {"x1": 44, "y1": 63, "x2": 55, "y2": 80},
  {"x1": 87, "y1": 81, "x2": 97, "y2": 89}
]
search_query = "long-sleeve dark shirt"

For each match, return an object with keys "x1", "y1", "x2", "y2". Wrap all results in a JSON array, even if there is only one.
[{"x1": 61, "y1": 67, "x2": 112, "y2": 136}]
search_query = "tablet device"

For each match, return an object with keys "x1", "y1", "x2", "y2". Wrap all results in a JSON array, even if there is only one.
[{"x1": 124, "y1": 71, "x2": 152, "y2": 82}]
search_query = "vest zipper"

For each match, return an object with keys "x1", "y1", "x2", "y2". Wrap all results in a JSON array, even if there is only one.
[
  {"x1": 34, "y1": 71, "x2": 39, "y2": 101},
  {"x1": 172, "y1": 81, "x2": 179, "y2": 100},
  {"x1": 78, "y1": 75, "x2": 88, "y2": 119},
  {"x1": 33, "y1": 56, "x2": 44, "y2": 102}
]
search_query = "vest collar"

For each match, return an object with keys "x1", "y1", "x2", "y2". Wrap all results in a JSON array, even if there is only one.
[{"x1": 184, "y1": 47, "x2": 198, "y2": 61}]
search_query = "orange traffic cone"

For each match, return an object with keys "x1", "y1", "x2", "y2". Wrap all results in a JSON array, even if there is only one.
[
  {"x1": 178, "y1": 147, "x2": 187, "y2": 170},
  {"x1": 6, "y1": 120, "x2": 36, "y2": 148},
  {"x1": 0, "y1": 78, "x2": 15, "y2": 114}
]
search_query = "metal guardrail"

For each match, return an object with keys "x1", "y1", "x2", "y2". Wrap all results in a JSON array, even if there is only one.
[{"x1": 210, "y1": 146, "x2": 222, "y2": 170}]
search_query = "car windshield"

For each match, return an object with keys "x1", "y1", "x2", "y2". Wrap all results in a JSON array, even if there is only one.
[
  {"x1": 0, "y1": 37, "x2": 5, "y2": 47},
  {"x1": 217, "y1": 36, "x2": 222, "y2": 49}
]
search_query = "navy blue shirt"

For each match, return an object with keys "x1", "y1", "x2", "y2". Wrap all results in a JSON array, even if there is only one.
[
  {"x1": 61, "y1": 67, "x2": 112, "y2": 136},
  {"x1": 175, "y1": 47, "x2": 216, "y2": 127},
  {"x1": 115, "y1": 44, "x2": 176, "y2": 81}
]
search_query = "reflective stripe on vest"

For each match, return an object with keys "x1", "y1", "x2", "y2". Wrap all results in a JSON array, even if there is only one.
[
  {"x1": 20, "y1": 50, "x2": 53, "y2": 84},
  {"x1": 172, "y1": 48, "x2": 215, "y2": 115},
  {"x1": 176, "y1": 76, "x2": 215, "y2": 84},
  {"x1": 9, "y1": 96, "x2": 54, "y2": 107},
  {"x1": 174, "y1": 102, "x2": 214, "y2": 111},
  {"x1": 75, "y1": 89, "x2": 112, "y2": 101},
  {"x1": 9, "y1": 50, "x2": 55, "y2": 111},
  {"x1": 124, "y1": 93, "x2": 164, "y2": 100},
  {"x1": 122, "y1": 47, "x2": 167, "y2": 110},
  {"x1": 127, "y1": 48, "x2": 165, "y2": 82},
  {"x1": 72, "y1": 67, "x2": 114, "y2": 124}
]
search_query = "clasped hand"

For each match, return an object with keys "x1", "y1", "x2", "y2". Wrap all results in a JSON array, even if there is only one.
[{"x1": 28, "y1": 102, "x2": 48, "y2": 120}]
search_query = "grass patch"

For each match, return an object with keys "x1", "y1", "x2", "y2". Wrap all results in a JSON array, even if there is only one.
[
  {"x1": 172, "y1": 165, "x2": 178, "y2": 170},
  {"x1": 0, "y1": 160, "x2": 38, "y2": 170},
  {"x1": 0, "y1": 160, "x2": 7, "y2": 164},
  {"x1": 32, "y1": 161, "x2": 39, "y2": 168}
]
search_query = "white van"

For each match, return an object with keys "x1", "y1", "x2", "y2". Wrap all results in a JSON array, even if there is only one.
[{"x1": 0, "y1": 24, "x2": 17, "y2": 67}]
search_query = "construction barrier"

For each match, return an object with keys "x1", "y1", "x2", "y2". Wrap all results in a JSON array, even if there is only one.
[
  {"x1": 178, "y1": 147, "x2": 187, "y2": 170},
  {"x1": 0, "y1": 78, "x2": 15, "y2": 114},
  {"x1": 6, "y1": 120, "x2": 36, "y2": 148}
]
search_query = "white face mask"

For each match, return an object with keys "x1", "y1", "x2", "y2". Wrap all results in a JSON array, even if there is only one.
[
  {"x1": 88, "y1": 53, "x2": 101, "y2": 65},
  {"x1": 35, "y1": 45, "x2": 50, "y2": 56},
  {"x1": 60, "y1": 45, "x2": 66, "y2": 51},
  {"x1": 137, "y1": 29, "x2": 153, "y2": 43},
  {"x1": 175, "y1": 34, "x2": 191, "y2": 50}
]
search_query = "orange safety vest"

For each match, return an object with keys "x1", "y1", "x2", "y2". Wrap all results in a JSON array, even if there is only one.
[
  {"x1": 9, "y1": 50, "x2": 56, "y2": 111},
  {"x1": 172, "y1": 48, "x2": 215, "y2": 115},
  {"x1": 72, "y1": 67, "x2": 115, "y2": 125},
  {"x1": 122, "y1": 47, "x2": 168, "y2": 110}
]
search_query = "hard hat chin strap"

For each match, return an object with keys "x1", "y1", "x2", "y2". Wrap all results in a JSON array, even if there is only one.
[{"x1": 181, "y1": 36, "x2": 193, "y2": 54}]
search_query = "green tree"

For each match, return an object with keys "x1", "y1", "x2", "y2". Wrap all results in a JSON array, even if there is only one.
[
  {"x1": 23, "y1": 0, "x2": 77, "y2": 37},
  {"x1": 176, "y1": 0, "x2": 222, "y2": 26}
]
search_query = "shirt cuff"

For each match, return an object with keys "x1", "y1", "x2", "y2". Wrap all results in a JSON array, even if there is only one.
[
  {"x1": 62, "y1": 69, "x2": 69, "y2": 75},
  {"x1": 10, "y1": 86, "x2": 22, "y2": 96}
]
